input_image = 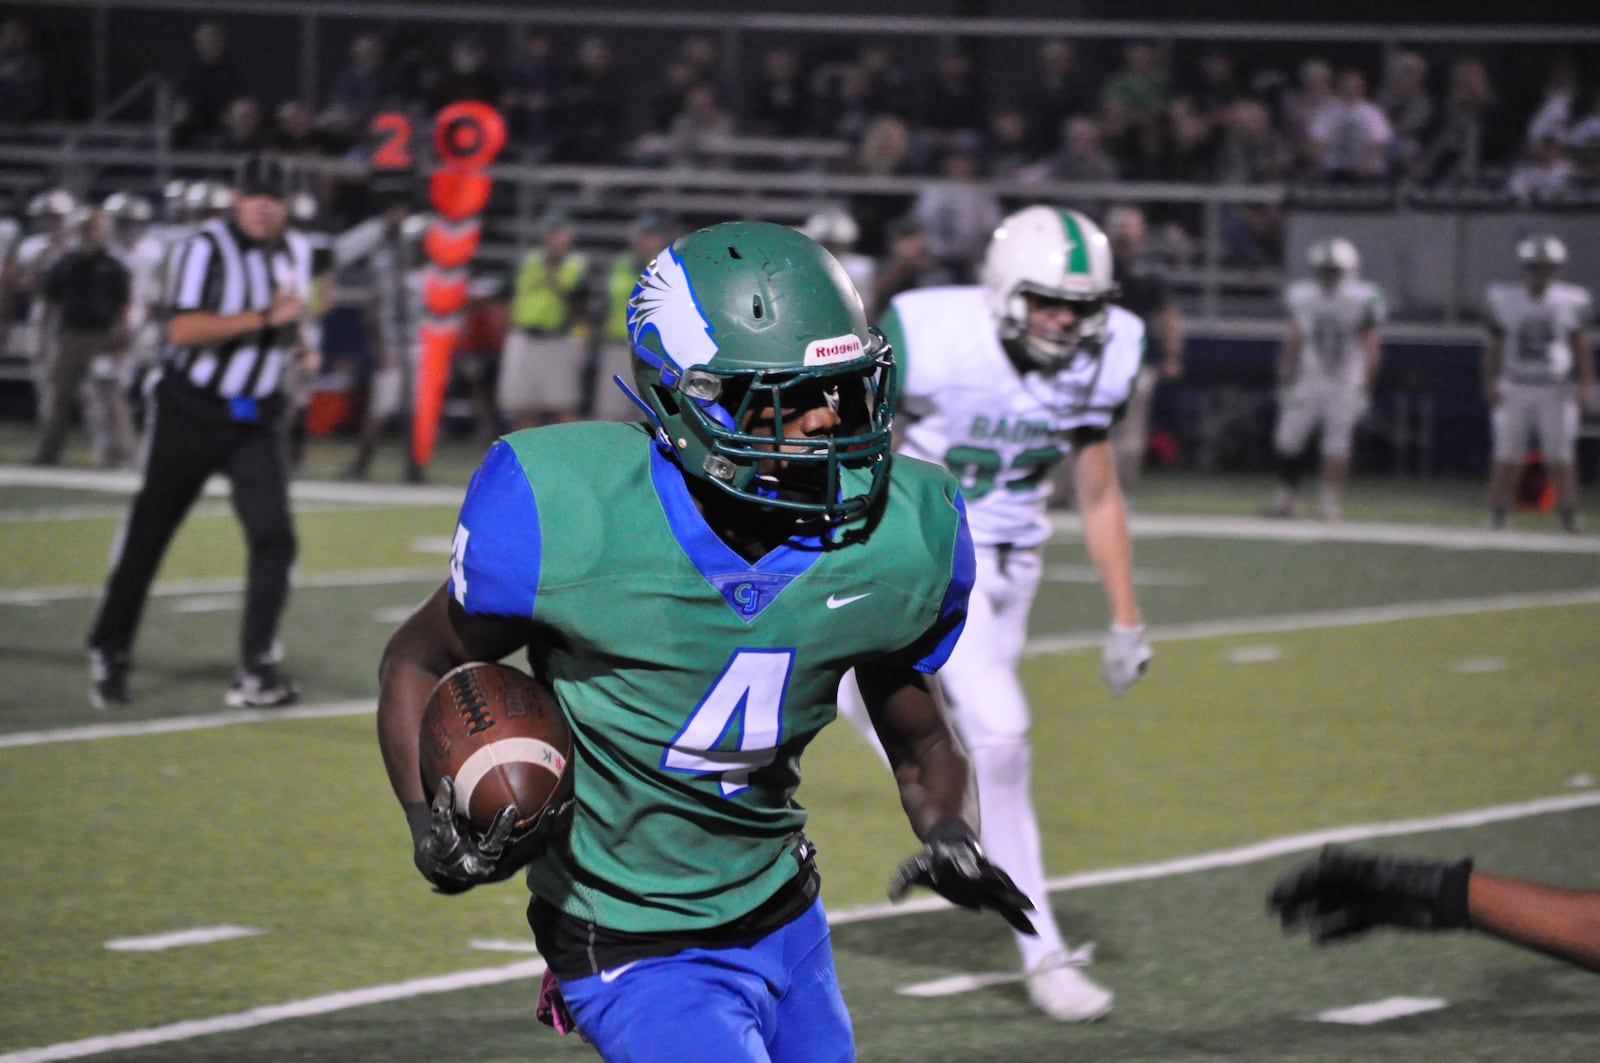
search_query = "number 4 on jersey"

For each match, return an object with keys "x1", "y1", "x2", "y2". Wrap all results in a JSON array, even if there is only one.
[{"x1": 662, "y1": 649, "x2": 794, "y2": 796}]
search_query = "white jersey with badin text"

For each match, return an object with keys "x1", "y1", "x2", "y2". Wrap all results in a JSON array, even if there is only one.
[
  {"x1": 1286, "y1": 278, "x2": 1386, "y2": 389},
  {"x1": 1485, "y1": 280, "x2": 1594, "y2": 385},
  {"x1": 887, "y1": 285, "x2": 1143, "y2": 548}
]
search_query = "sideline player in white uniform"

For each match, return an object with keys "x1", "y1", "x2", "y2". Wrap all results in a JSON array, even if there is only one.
[
  {"x1": 1483, "y1": 235, "x2": 1595, "y2": 532},
  {"x1": 1263, "y1": 237, "x2": 1386, "y2": 521},
  {"x1": 103, "y1": 193, "x2": 167, "y2": 399},
  {"x1": 839, "y1": 206, "x2": 1152, "y2": 1022}
]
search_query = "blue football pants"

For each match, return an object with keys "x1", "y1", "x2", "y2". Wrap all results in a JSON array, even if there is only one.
[{"x1": 556, "y1": 897, "x2": 853, "y2": 1063}]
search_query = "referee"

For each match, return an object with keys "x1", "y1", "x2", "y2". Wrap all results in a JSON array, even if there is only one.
[{"x1": 87, "y1": 156, "x2": 311, "y2": 709}]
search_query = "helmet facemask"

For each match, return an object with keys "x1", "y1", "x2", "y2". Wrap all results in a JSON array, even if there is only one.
[
  {"x1": 998, "y1": 284, "x2": 1110, "y2": 373},
  {"x1": 635, "y1": 330, "x2": 895, "y2": 526}
]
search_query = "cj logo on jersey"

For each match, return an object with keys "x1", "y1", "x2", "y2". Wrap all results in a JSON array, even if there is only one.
[{"x1": 733, "y1": 582, "x2": 760, "y2": 615}]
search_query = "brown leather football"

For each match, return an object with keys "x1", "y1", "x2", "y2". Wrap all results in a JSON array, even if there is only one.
[{"x1": 418, "y1": 661, "x2": 573, "y2": 834}]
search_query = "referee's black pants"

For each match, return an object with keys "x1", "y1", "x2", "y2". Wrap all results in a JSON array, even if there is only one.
[{"x1": 88, "y1": 378, "x2": 297, "y2": 669}]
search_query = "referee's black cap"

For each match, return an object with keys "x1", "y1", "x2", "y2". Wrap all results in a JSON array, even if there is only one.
[{"x1": 236, "y1": 155, "x2": 290, "y2": 199}]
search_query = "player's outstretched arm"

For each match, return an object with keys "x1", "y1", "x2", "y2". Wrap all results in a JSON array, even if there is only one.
[
  {"x1": 377, "y1": 584, "x2": 536, "y2": 892},
  {"x1": 858, "y1": 662, "x2": 1036, "y2": 935},
  {"x1": 1269, "y1": 845, "x2": 1600, "y2": 974},
  {"x1": 1069, "y1": 433, "x2": 1150, "y2": 695}
]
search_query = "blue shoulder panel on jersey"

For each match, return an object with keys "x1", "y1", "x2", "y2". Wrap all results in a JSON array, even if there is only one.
[
  {"x1": 909, "y1": 490, "x2": 975, "y2": 674},
  {"x1": 649, "y1": 445, "x2": 819, "y2": 623},
  {"x1": 448, "y1": 439, "x2": 541, "y2": 618}
]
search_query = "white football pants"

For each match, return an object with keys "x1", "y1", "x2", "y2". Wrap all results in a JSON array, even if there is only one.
[{"x1": 838, "y1": 542, "x2": 1065, "y2": 968}]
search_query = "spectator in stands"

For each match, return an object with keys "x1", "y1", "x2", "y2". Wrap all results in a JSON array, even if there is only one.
[
  {"x1": 911, "y1": 138, "x2": 1003, "y2": 284},
  {"x1": 986, "y1": 106, "x2": 1047, "y2": 183},
  {"x1": 855, "y1": 44, "x2": 916, "y2": 120},
  {"x1": 506, "y1": 32, "x2": 559, "y2": 158},
  {"x1": 1378, "y1": 51, "x2": 1433, "y2": 176},
  {"x1": 556, "y1": 35, "x2": 622, "y2": 163},
  {"x1": 1051, "y1": 116, "x2": 1119, "y2": 182},
  {"x1": 1217, "y1": 99, "x2": 1291, "y2": 264},
  {"x1": 1098, "y1": 95, "x2": 1159, "y2": 181},
  {"x1": 1308, "y1": 70, "x2": 1392, "y2": 183},
  {"x1": 1107, "y1": 205, "x2": 1184, "y2": 486},
  {"x1": 170, "y1": 20, "x2": 244, "y2": 148},
  {"x1": 650, "y1": 59, "x2": 702, "y2": 136},
  {"x1": 1284, "y1": 57, "x2": 1336, "y2": 175},
  {"x1": 0, "y1": 18, "x2": 48, "y2": 124},
  {"x1": 500, "y1": 209, "x2": 591, "y2": 430},
  {"x1": 272, "y1": 101, "x2": 325, "y2": 156},
  {"x1": 869, "y1": 216, "x2": 951, "y2": 314},
  {"x1": 1104, "y1": 42, "x2": 1169, "y2": 134},
  {"x1": 1026, "y1": 38, "x2": 1095, "y2": 156},
  {"x1": 1417, "y1": 56, "x2": 1500, "y2": 187},
  {"x1": 921, "y1": 45, "x2": 987, "y2": 152},
  {"x1": 748, "y1": 47, "x2": 811, "y2": 137},
  {"x1": 812, "y1": 59, "x2": 875, "y2": 146},
  {"x1": 1186, "y1": 47, "x2": 1243, "y2": 134},
  {"x1": 678, "y1": 34, "x2": 722, "y2": 94},
  {"x1": 1527, "y1": 57, "x2": 1579, "y2": 149},
  {"x1": 1158, "y1": 95, "x2": 1220, "y2": 183},
  {"x1": 666, "y1": 82, "x2": 734, "y2": 168},
  {"x1": 328, "y1": 34, "x2": 393, "y2": 125},
  {"x1": 430, "y1": 38, "x2": 500, "y2": 111},
  {"x1": 214, "y1": 96, "x2": 265, "y2": 154},
  {"x1": 1217, "y1": 98, "x2": 1293, "y2": 184},
  {"x1": 1565, "y1": 110, "x2": 1600, "y2": 192},
  {"x1": 1506, "y1": 136, "x2": 1573, "y2": 202},
  {"x1": 590, "y1": 212, "x2": 670, "y2": 422},
  {"x1": 848, "y1": 113, "x2": 916, "y2": 256}
]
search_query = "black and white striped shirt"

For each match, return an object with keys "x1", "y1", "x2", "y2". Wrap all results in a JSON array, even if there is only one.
[{"x1": 163, "y1": 218, "x2": 313, "y2": 401}]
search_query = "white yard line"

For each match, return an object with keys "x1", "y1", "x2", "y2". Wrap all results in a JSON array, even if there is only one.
[
  {"x1": 1023, "y1": 587, "x2": 1600, "y2": 656},
  {"x1": 7, "y1": 588, "x2": 1598, "y2": 750},
  {"x1": 1313, "y1": 996, "x2": 1449, "y2": 1025},
  {"x1": 0, "y1": 960, "x2": 549, "y2": 1063},
  {"x1": 1054, "y1": 512, "x2": 1600, "y2": 554},
  {"x1": 0, "y1": 567, "x2": 439, "y2": 607},
  {"x1": 0, "y1": 700, "x2": 373, "y2": 750},
  {"x1": 0, "y1": 465, "x2": 465, "y2": 507},
  {"x1": 6, "y1": 791, "x2": 1597, "y2": 1062},
  {"x1": 104, "y1": 926, "x2": 268, "y2": 953}
]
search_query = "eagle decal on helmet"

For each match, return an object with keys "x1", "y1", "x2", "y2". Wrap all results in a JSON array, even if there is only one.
[{"x1": 628, "y1": 247, "x2": 719, "y2": 371}]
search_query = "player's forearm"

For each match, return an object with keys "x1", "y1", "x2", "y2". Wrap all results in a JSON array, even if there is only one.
[
  {"x1": 893, "y1": 730, "x2": 980, "y2": 840},
  {"x1": 1361, "y1": 330, "x2": 1381, "y2": 389},
  {"x1": 1574, "y1": 332, "x2": 1595, "y2": 391},
  {"x1": 1075, "y1": 446, "x2": 1141, "y2": 627},
  {"x1": 1483, "y1": 336, "x2": 1503, "y2": 395},
  {"x1": 1158, "y1": 307, "x2": 1184, "y2": 372},
  {"x1": 856, "y1": 665, "x2": 979, "y2": 838},
  {"x1": 1469, "y1": 873, "x2": 1600, "y2": 974}
]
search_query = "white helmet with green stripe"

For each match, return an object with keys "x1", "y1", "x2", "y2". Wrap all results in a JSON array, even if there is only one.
[{"x1": 982, "y1": 205, "x2": 1117, "y2": 370}]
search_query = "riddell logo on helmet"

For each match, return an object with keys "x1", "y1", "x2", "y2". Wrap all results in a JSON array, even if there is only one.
[{"x1": 804, "y1": 335, "x2": 863, "y2": 366}]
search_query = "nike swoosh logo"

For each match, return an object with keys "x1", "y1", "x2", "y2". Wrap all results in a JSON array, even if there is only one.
[
  {"x1": 599, "y1": 961, "x2": 640, "y2": 984},
  {"x1": 826, "y1": 592, "x2": 872, "y2": 609}
]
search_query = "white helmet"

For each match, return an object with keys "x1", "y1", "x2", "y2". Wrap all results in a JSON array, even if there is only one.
[
  {"x1": 801, "y1": 207, "x2": 859, "y2": 249},
  {"x1": 1308, "y1": 237, "x2": 1360, "y2": 279},
  {"x1": 982, "y1": 205, "x2": 1117, "y2": 368},
  {"x1": 1517, "y1": 234, "x2": 1566, "y2": 268},
  {"x1": 184, "y1": 179, "x2": 233, "y2": 218},
  {"x1": 103, "y1": 192, "x2": 153, "y2": 223}
]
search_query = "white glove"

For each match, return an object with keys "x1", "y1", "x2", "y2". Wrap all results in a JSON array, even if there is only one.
[{"x1": 1101, "y1": 623, "x2": 1152, "y2": 696}]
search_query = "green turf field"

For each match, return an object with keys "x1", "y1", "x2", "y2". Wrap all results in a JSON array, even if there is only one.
[{"x1": 2, "y1": 440, "x2": 1599, "y2": 1061}]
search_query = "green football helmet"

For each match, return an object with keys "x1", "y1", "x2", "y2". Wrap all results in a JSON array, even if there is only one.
[{"x1": 625, "y1": 220, "x2": 894, "y2": 524}]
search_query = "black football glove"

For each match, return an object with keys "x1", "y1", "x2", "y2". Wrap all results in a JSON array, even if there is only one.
[
  {"x1": 888, "y1": 818, "x2": 1037, "y2": 936},
  {"x1": 406, "y1": 776, "x2": 524, "y2": 895},
  {"x1": 1268, "y1": 845, "x2": 1474, "y2": 944}
]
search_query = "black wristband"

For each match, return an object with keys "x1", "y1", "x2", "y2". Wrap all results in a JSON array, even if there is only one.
[
  {"x1": 403, "y1": 800, "x2": 432, "y2": 846},
  {"x1": 924, "y1": 816, "x2": 979, "y2": 847},
  {"x1": 1437, "y1": 858, "x2": 1474, "y2": 929}
]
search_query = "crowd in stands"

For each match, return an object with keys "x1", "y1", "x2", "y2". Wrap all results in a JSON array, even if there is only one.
[{"x1": 3, "y1": 15, "x2": 1600, "y2": 262}]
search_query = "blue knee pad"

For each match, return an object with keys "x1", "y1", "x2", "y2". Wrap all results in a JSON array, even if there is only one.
[{"x1": 557, "y1": 897, "x2": 853, "y2": 1063}]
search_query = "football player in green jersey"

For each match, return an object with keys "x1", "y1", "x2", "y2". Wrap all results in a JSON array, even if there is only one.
[{"x1": 377, "y1": 221, "x2": 1034, "y2": 1062}]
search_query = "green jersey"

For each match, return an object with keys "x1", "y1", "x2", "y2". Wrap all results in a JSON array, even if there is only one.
[{"x1": 447, "y1": 421, "x2": 974, "y2": 933}]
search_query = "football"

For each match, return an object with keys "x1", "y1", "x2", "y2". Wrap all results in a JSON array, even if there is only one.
[{"x1": 418, "y1": 661, "x2": 573, "y2": 835}]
